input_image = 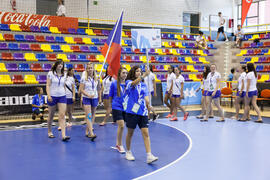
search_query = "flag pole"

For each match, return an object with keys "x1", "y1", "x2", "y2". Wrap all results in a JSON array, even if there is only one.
[
  {"x1": 98, "y1": 10, "x2": 123, "y2": 78},
  {"x1": 146, "y1": 48, "x2": 151, "y2": 103}
]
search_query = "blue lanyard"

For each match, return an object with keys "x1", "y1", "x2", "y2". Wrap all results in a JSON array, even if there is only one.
[
  {"x1": 89, "y1": 78, "x2": 95, "y2": 90},
  {"x1": 56, "y1": 74, "x2": 62, "y2": 86}
]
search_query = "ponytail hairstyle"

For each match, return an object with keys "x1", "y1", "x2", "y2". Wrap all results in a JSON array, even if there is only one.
[
  {"x1": 247, "y1": 63, "x2": 257, "y2": 78},
  {"x1": 51, "y1": 59, "x2": 64, "y2": 75},
  {"x1": 241, "y1": 65, "x2": 247, "y2": 72},
  {"x1": 117, "y1": 66, "x2": 127, "y2": 97},
  {"x1": 67, "y1": 67, "x2": 74, "y2": 77},
  {"x1": 203, "y1": 65, "x2": 210, "y2": 79}
]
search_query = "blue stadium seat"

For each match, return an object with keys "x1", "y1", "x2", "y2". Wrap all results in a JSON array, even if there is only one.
[
  {"x1": 89, "y1": 46, "x2": 100, "y2": 53},
  {"x1": 91, "y1": 38, "x2": 103, "y2": 45},
  {"x1": 14, "y1": 34, "x2": 26, "y2": 42},
  {"x1": 8, "y1": 43, "x2": 20, "y2": 51},
  {"x1": 65, "y1": 64, "x2": 73, "y2": 69},
  {"x1": 18, "y1": 63, "x2": 31, "y2": 71},
  {"x1": 77, "y1": 28, "x2": 87, "y2": 35},
  {"x1": 78, "y1": 54, "x2": 88, "y2": 62},
  {"x1": 51, "y1": 45, "x2": 62, "y2": 52},
  {"x1": 0, "y1": 24, "x2": 10, "y2": 31},
  {"x1": 40, "y1": 26, "x2": 51, "y2": 33},
  {"x1": 74, "y1": 74, "x2": 81, "y2": 82},
  {"x1": 55, "y1": 36, "x2": 66, "y2": 43},
  {"x1": 36, "y1": 53, "x2": 47, "y2": 61},
  {"x1": 124, "y1": 40, "x2": 132, "y2": 46}
]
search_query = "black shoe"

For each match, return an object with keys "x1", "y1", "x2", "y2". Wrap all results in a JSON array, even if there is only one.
[
  {"x1": 87, "y1": 134, "x2": 97, "y2": 142},
  {"x1": 62, "y1": 136, "x2": 70, "y2": 141},
  {"x1": 152, "y1": 114, "x2": 159, "y2": 121},
  {"x1": 40, "y1": 116, "x2": 44, "y2": 121},
  {"x1": 32, "y1": 114, "x2": 36, "y2": 120}
]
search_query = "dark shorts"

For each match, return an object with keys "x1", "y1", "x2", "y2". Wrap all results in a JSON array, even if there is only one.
[
  {"x1": 33, "y1": 109, "x2": 41, "y2": 115},
  {"x1": 47, "y1": 96, "x2": 67, "y2": 106},
  {"x1": 207, "y1": 90, "x2": 221, "y2": 99},
  {"x1": 236, "y1": 91, "x2": 246, "y2": 98},
  {"x1": 248, "y1": 90, "x2": 258, "y2": 98},
  {"x1": 82, "y1": 97, "x2": 98, "y2": 107},
  {"x1": 125, "y1": 113, "x2": 149, "y2": 129},
  {"x1": 103, "y1": 94, "x2": 109, "y2": 100},
  {"x1": 112, "y1": 109, "x2": 126, "y2": 122},
  {"x1": 172, "y1": 94, "x2": 180, "y2": 98},
  {"x1": 218, "y1": 26, "x2": 224, "y2": 33},
  {"x1": 151, "y1": 91, "x2": 154, "y2": 96},
  {"x1": 66, "y1": 98, "x2": 73, "y2": 105},
  {"x1": 203, "y1": 90, "x2": 208, "y2": 96}
]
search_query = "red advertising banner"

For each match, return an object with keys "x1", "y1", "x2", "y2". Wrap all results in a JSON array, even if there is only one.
[
  {"x1": 0, "y1": 11, "x2": 78, "y2": 29},
  {"x1": 241, "y1": 0, "x2": 253, "y2": 27}
]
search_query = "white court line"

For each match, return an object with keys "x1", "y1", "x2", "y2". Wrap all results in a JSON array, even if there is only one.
[{"x1": 133, "y1": 121, "x2": 193, "y2": 180}]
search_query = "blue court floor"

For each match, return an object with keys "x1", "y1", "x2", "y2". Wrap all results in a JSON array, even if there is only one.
[{"x1": 1, "y1": 116, "x2": 270, "y2": 180}]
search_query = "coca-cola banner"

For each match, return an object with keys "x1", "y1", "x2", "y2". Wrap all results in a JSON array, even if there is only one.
[{"x1": 0, "y1": 11, "x2": 78, "y2": 29}]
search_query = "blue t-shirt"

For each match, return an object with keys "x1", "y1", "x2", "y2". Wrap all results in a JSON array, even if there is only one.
[
  {"x1": 228, "y1": 73, "x2": 233, "y2": 81},
  {"x1": 32, "y1": 94, "x2": 45, "y2": 111},
  {"x1": 109, "y1": 80, "x2": 127, "y2": 111},
  {"x1": 123, "y1": 80, "x2": 149, "y2": 116}
]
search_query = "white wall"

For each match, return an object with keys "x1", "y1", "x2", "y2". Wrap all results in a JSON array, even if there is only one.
[{"x1": 0, "y1": 0, "x2": 36, "y2": 14}]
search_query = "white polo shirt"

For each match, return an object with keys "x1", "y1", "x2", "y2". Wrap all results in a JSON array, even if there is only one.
[
  {"x1": 238, "y1": 72, "x2": 246, "y2": 91},
  {"x1": 47, "y1": 71, "x2": 66, "y2": 97},
  {"x1": 65, "y1": 76, "x2": 75, "y2": 98},
  {"x1": 102, "y1": 76, "x2": 114, "y2": 95},
  {"x1": 202, "y1": 78, "x2": 209, "y2": 91},
  {"x1": 144, "y1": 72, "x2": 156, "y2": 93},
  {"x1": 219, "y1": 16, "x2": 225, "y2": 27},
  {"x1": 80, "y1": 77, "x2": 98, "y2": 99},
  {"x1": 56, "y1": 5, "x2": 66, "y2": 16},
  {"x1": 246, "y1": 71, "x2": 257, "y2": 92},
  {"x1": 166, "y1": 72, "x2": 175, "y2": 91},
  {"x1": 207, "y1": 71, "x2": 221, "y2": 92},
  {"x1": 172, "y1": 74, "x2": 185, "y2": 95}
]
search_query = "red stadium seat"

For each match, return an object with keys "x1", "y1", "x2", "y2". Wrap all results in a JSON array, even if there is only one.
[
  {"x1": 93, "y1": 29, "x2": 103, "y2": 36},
  {"x1": 123, "y1": 55, "x2": 132, "y2": 62},
  {"x1": 74, "y1": 37, "x2": 84, "y2": 44},
  {"x1": 87, "y1": 55, "x2": 98, "y2": 62},
  {"x1": 4, "y1": 34, "x2": 15, "y2": 41},
  {"x1": 59, "y1": 28, "x2": 69, "y2": 34},
  {"x1": 30, "y1": 44, "x2": 42, "y2": 51},
  {"x1": 71, "y1": 45, "x2": 81, "y2": 52},
  {"x1": 20, "y1": 25, "x2": 31, "y2": 32},
  {"x1": 47, "y1": 54, "x2": 57, "y2": 61},
  {"x1": 74, "y1": 64, "x2": 84, "y2": 72},
  {"x1": 125, "y1": 31, "x2": 131, "y2": 38},
  {"x1": 12, "y1": 74, "x2": 25, "y2": 84},
  {"x1": 31, "y1": 63, "x2": 43, "y2": 72},
  {"x1": 36, "y1": 35, "x2": 46, "y2": 42},
  {"x1": 1, "y1": 52, "x2": 13, "y2": 61}
]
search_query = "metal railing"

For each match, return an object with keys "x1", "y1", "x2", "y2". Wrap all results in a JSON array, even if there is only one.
[{"x1": 242, "y1": 23, "x2": 270, "y2": 35}]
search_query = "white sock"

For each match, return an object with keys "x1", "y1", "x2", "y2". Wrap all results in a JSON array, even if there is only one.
[{"x1": 147, "y1": 152, "x2": 152, "y2": 157}]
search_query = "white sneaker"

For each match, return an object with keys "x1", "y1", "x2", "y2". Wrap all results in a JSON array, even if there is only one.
[
  {"x1": 147, "y1": 154, "x2": 158, "y2": 164},
  {"x1": 72, "y1": 116, "x2": 76, "y2": 120},
  {"x1": 225, "y1": 39, "x2": 229, "y2": 42},
  {"x1": 116, "y1": 145, "x2": 125, "y2": 153},
  {"x1": 125, "y1": 151, "x2": 135, "y2": 161}
]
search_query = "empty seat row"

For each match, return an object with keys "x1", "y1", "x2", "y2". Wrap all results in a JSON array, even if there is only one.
[
  {"x1": 0, "y1": 24, "x2": 132, "y2": 37},
  {"x1": 241, "y1": 41, "x2": 270, "y2": 49},
  {"x1": 241, "y1": 57, "x2": 270, "y2": 64},
  {"x1": 256, "y1": 65, "x2": 270, "y2": 72},
  {"x1": 236, "y1": 49, "x2": 270, "y2": 56},
  {"x1": 242, "y1": 33, "x2": 270, "y2": 41},
  {"x1": 161, "y1": 41, "x2": 216, "y2": 49}
]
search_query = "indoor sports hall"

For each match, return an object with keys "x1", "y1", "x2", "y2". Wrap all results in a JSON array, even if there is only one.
[{"x1": 1, "y1": 0, "x2": 270, "y2": 180}]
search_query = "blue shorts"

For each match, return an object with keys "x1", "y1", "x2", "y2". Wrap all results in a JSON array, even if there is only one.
[
  {"x1": 112, "y1": 109, "x2": 126, "y2": 122},
  {"x1": 103, "y1": 94, "x2": 109, "y2": 100},
  {"x1": 236, "y1": 91, "x2": 246, "y2": 98},
  {"x1": 172, "y1": 94, "x2": 180, "y2": 98},
  {"x1": 47, "y1": 96, "x2": 67, "y2": 106},
  {"x1": 165, "y1": 91, "x2": 169, "y2": 95},
  {"x1": 125, "y1": 113, "x2": 149, "y2": 129},
  {"x1": 207, "y1": 90, "x2": 221, "y2": 99},
  {"x1": 82, "y1": 97, "x2": 98, "y2": 107},
  {"x1": 66, "y1": 98, "x2": 73, "y2": 105},
  {"x1": 248, "y1": 90, "x2": 258, "y2": 98},
  {"x1": 203, "y1": 90, "x2": 208, "y2": 96},
  {"x1": 151, "y1": 91, "x2": 154, "y2": 96}
]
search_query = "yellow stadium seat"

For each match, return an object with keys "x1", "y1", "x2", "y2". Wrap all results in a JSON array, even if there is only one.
[
  {"x1": 61, "y1": 45, "x2": 73, "y2": 52},
  {"x1": 0, "y1": 75, "x2": 13, "y2": 84},
  {"x1": 162, "y1": 42, "x2": 171, "y2": 48},
  {"x1": 83, "y1": 37, "x2": 94, "y2": 45},
  {"x1": 10, "y1": 24, "x2": 22, "y2": 31},
  {"x1": 139, "y1": 56, "x2": 147, "y2": 63},
  {"x1": 50, "y1": 27, "x2": 61, "y2": 34},
  {"x1": 85, "y1": 29, "x2": 96, "y2": 36},
  {"x1": 155, "y1": 74, "x2": 161, "y2": 83},
  {"x1": 236, "y1": 50, "x2": 247, "y2": 56},
  {"x1": 95, "y1": 64, "x2": 106, "y2": 72},
  {"x1": 122, "y1": 31, "x2": 128, "y2": 38},
  {"x1": 24, "y1": 75, "x2": 38, "y2": 84},
  {"x1": 251, "y1": 57, "x2": 259, "y2": 63},
  {"x1": 164, "y1": 65, "x2": 170, "y2": 71},
  {"x1": 0, "y1": 63, "x2": 8, "y2": 72},
  {"x1": 197, "y1": 50, "x2": 207, "y2": 56},
  {"x1": 25, "y1": 53, "x2": 38, "y2": 61},
  {"x1": 175, "y1": 42, "x2": 185, "y2": 48},
  {"x1": 155, "y1": 49, "x2": 166, "y2": 55},
  {"x1": 175, "y1": 34, "x2": 184, "y2": 40},
  {"x1": 122, "y1": 64, "x2": 131, "y2": 71},
  {"x1": 121, "y1": 39, "x2": 127, "y2": 46},
  {"x1": 170, "y1": 49, "x2": 180, "y2": 55},
  {"x1": 64, "y1": 37, "x2": 75, "y2": 44},
  {"x1": 96, "y1": 55, "x2": 105, "y2": 62},
  {"x1": 189, "y1": 74, "x2": 200, "y2": 81},
  {"x1": 41, "y1": 44, "x2": 53, "y2": 52},
  {"x1": 258, "y1": 74, "x2": 270, "y2": 83},
  {"x1": 264, "y1": 49, "x2": 270, "y2": 55},
  {"x1": 187, "y1": 65, "x2": 198, "y2": 72},
  {"x1": 57, "y1": 54, "x2": 69, "y2": 62},
  {"x1": 185, "y1": 57, "x2": 195, "y2": 64},
  {"x1": 199, "y1": 57, "x2": 209, "y2": 64},
  {"x1": 0, "y1": 33, "x2": 4, "y2": 41},
  {"x1": 249, "y1": 34, "x2": 259, "y2": 40}
]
